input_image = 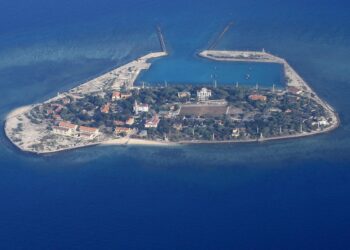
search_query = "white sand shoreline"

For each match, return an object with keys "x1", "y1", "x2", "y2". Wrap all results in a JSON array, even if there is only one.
[
  {"x1": 100, "y1": 138, "x2": 176, "y2": 146},
  {"x1": 3, "y1": 106, "x2": 339, "y2": 155}
]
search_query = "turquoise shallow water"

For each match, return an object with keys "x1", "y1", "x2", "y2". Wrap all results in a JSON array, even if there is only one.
[{"x1": 1, "y1": 0, "x2": 350, "y2": 249}]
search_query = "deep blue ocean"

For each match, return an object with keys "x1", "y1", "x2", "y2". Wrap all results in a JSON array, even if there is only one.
[{"x1": 1, "y1": 0, "x2": 350, "y2": 249}]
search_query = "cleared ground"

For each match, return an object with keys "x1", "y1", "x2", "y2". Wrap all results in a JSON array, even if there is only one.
[{"x1": 180, "y1": 104, "x2": 228, "y2": 117}]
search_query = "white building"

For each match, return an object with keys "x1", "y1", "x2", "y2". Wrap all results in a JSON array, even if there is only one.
[
  {"x1": 52, "y1": 126, "x2": 74, "y2": 137},
  {"x1": 133, "y1": 101, "x2": 149, "y2": 114},
  {"x1": 232, "y1": 128, "x2": 240, "y2": 138},
  {"x1": 178, "y1": 91, "x2": 191, "y2": 99},
  {"x1": 313, "y1": 117, "x2": 330, "y2": 127},
  {"x1": 197, "y1": 88, "x2": 212, "y2": 102},
  {"x1": 52, "y1": 121, "x2": 78, "y2": 137}
]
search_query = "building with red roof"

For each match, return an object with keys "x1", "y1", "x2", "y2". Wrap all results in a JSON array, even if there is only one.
[
  {"x1": 249, "y1": 94, "x2": 267, "y2": 102},
  {"x1": 145, "y1": 115, "x2": 160, "y2": 128},
  {"x1": 59, "y1": 121, "x2": 78, "y2": 130},
  {"x1": 101, "y1": 103, "x2": 111, "y2": 114},
  {"x1": 112, "y1": 91, "x2": 121, "y2": 101}
]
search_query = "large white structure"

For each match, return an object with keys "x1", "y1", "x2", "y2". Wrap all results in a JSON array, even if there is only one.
[
  {"x1": 52, "y1": 121, "x2": 78, "y2": 137},
  {"x1": 133, "y1": 101, "x2": 149, "y2": 114},
  {"x1": 52, "y1": 126, "x2": 74, "y2": 137},
  {"x1": 197, "y1": 88, "x2": 212, "y2": 102}
]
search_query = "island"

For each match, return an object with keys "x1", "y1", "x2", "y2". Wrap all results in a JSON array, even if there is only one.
[{"x1": 4, "y1": 47, "x2": 339, "y2": 154}]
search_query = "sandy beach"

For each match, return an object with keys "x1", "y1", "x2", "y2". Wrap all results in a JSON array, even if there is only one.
[
  {"x1": 5, "y1": 105, "x2": 33, "y2": 120},
  {"x1": 101, "y1": 138, "x2": 177, "y2": 147}
]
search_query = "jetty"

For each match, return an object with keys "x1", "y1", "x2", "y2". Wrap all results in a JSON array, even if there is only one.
[
  {"x1": 208, "y1": 21, "x2": 234, "y2": 50},
  {"x1": 199, "y1": 49, "x2": 339, "y2": 137},
  {"x1": 156, "y1": 25, "x2": 167, "y2": 54}
]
